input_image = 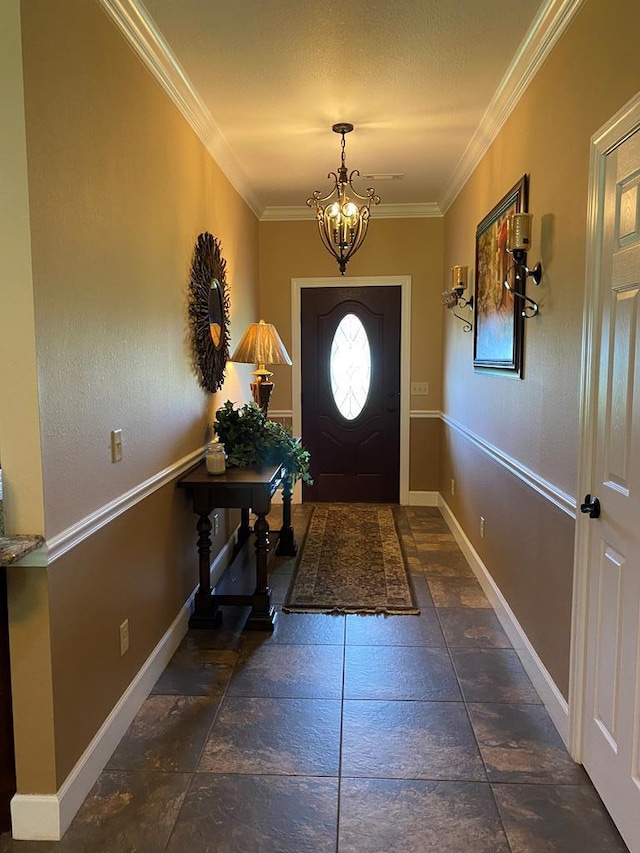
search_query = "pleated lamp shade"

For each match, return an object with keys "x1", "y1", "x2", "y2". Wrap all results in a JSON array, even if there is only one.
[{"x1": 231, "y1": 319, "x2": 292, "y2": 415}]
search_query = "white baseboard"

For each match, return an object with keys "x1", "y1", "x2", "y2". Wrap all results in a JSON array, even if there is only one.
[
  {"x1": 11, "y1": 533, "x2": 236, "y2": 841},
  {"x1": 408, "y1": 490, "x2": 440, "y2": 506},
  {"x1": 438, "y1": 497, "x2": 570, "y2": 746}
]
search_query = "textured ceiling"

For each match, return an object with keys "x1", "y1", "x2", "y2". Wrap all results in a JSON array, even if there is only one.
[{"x1": 141, "y1": 0, "x2": 545, "y2": 212}]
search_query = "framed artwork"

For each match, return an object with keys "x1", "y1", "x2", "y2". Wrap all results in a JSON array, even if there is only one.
[
  {"x1": 473, "y1": 175, "x2": 528, "y2": 376},
  {"x1": 188, "y1": 232, "x2": 231, "y2": 392}
]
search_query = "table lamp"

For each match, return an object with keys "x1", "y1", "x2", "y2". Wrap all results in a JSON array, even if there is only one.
[{"x1": 231, "y1": 319, "x2": 292, "y2": 416}]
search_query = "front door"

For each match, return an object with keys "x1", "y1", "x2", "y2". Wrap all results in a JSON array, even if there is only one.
[
  {"x1": 301, "y1": 286, "x2": 401, "y2": 503},
  {"x1": 581, "y1": 119, "x2": 640, "y2": 851}
]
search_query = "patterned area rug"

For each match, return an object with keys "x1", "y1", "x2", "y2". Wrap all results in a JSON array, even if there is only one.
[{"x1": 284, "y1": 504, "x2": 419, "y2": 615}]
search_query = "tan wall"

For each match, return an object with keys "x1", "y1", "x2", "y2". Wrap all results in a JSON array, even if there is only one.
[
  {"x1": 259, "y1": 217, "x2": 444, "y2": 491},
  {"x1": 0, "y1": 0, "x2": 45, "y2": 534},
  {"x1": 8, "y1": 0, "x2": 259, "y2": 793},
  {"x1": 441, "y1": 0, "x2": 640, "y2": 697}
]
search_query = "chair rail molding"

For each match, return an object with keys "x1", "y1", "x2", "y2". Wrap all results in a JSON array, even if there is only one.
[
  {"x1": 17, "y1": 447, "x2": 205, "y2": 567},
  {"x1": 442, "y1": 413, "x2": 576, "y2": 518}
]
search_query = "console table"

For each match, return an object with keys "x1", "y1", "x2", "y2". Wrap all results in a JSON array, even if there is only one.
[{"x1": 178, "y1": 461, "x2": 294, "y2": 631}]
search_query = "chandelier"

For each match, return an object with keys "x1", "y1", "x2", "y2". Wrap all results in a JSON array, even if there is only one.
[{"x1": 307, "y1": 123, "x2": 380, "y2": 275}]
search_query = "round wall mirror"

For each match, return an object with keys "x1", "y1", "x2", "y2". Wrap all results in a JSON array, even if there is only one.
[{"x1": 188, "y1": 233, "x2": 230, "y2": 392}]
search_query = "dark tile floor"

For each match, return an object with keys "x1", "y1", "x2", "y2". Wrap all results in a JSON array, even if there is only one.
[{"x1": 0, "y1": 506, "x2": 629, "y2": 852}]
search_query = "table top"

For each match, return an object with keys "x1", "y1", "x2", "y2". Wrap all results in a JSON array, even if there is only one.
[
  {"x1": 178, "y1": 461, "x2": 283, "y2": 489},
  {"x1": 178, "y1": 460, "x2": 284, "y2": 514}
]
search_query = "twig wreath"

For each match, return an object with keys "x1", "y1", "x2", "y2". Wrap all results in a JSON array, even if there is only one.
[{"x1": 187, "y1": 232, "x2": 231, "y2": 392}]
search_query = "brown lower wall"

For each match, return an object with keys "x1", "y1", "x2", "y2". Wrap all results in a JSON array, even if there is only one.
[
  {"x1": 440, "y1": 422, "x2": 575, "y2": 699},
  {"x1": 8, "y1": 478, "x2": 238, "y2": 793},
  {"x1": 409, "y1": 417, "x2": 441, "y2": 493}
]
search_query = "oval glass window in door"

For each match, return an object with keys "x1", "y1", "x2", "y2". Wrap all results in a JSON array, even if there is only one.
[{"x1": 329, "y1": 313, "x2": 371, "y2": 420}]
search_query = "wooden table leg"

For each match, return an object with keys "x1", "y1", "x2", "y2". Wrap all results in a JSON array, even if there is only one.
[
  {"x1": 244, "y1": 511, "x2": 276, "y2": 631},
  {"x1": 188, "y1": 513, "x2": 222, "y2": 629},
  {"x1": 232, "y1": 506, "x2": 252, "y2": 559},
  {"x1": 276, "y1": 478, "x2": 298, "y2": 556}
]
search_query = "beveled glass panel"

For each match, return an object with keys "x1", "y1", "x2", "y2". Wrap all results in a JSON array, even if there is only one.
[{"x1": 329, "y1": 313, "x2": 371, "y2": 420}]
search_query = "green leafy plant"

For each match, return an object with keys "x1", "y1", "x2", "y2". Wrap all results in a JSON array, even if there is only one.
[{"x1": 212, "y1": 401, "x2": 313, "y2": 486}]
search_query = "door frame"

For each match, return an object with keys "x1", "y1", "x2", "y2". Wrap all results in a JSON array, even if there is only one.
[
  {"x1": 569, "y1": 91, "x2": 640, "y2": 760},
  {"x1": 291, "y1": 275, "x2": 412, "y2": 504}
]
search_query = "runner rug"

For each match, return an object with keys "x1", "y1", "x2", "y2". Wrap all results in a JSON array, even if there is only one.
[{"x1": 284, "y1": 504, "x2": 419, "y2": 615}]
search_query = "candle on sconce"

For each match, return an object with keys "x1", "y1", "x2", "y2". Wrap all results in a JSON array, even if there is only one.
[
  {"x1": 506, "y1": 213, "x2": 533, "y2": 252},
  {"x1": 452, "y1": 265, "x2": 468, "y2": 290}
]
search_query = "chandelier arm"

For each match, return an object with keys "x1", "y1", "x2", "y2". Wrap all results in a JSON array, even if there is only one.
[{"x1": 347, "y1": 170, "x2": 381, "y2": 204}]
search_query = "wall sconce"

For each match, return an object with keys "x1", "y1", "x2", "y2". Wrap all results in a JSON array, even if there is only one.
[
  {"x1": 442, "y1": 265, "x2": 473, "y2": 332},
  {"x1": 230, "y1": 319, "x2": 292, "y2": 416},
  {"x1": 503, "y1": 213, "x2": 542, "y2": 318}
]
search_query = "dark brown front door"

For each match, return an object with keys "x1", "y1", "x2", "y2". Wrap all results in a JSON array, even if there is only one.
[{"x1": 301, "y1": 286, "x2": 401, "y2": 503}]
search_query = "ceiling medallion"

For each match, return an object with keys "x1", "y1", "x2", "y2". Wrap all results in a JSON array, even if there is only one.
[{"x1": 307, "y1": 123, "x2": 381, "y2": 275}]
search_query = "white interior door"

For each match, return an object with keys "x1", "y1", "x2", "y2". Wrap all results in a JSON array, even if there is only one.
[{"x1": 581, "y1": 121, "x2": 640, "y2": 852}]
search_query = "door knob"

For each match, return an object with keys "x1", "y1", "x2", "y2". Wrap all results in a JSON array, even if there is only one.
[{"x1": 580, "y1": 494, "x2": 601, "y2": 519}]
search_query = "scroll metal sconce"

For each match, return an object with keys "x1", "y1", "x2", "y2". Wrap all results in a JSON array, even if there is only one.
[
  {"x1": 504, "y1": 213, "x2": 542, "y2": 318},
  {"x1": 442, "y1": 265, "x2": 473, "y2": 332}
]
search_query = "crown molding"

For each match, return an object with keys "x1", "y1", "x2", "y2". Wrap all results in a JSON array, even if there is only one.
[
  {"x1": 260, "y1": 202, "x2": 441, "y2": 222},
  {"x1": 439, "y1": 0, "x2": 585, "y2": 213},
  {"x1": 97, "y1": 0, "x2": 263, "y2": 218}
]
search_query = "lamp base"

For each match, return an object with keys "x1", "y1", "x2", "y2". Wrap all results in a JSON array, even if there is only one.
[{"x1": 250, "y1": 379, "x2": 274, "y2": 417}]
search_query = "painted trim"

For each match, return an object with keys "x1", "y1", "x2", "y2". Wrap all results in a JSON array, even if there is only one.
[
  {"x1": 260, "y1": 203, "x2": 442, "y2": 222},
  {"x1": 18, "y1": 448, "x2": 204, "y2": 567},
  {"x1": 96, "y1": 0, "x2": 261, "y2": 218},
  {"x1": 291, "y1": 276, "x2": 412, "y2": 505},
  {"x1": 266, "y1": 410, "x2": 293, "y2": 420},
  {"x1": 97, "y1": 0, "x2": 584, "y2": 222},
  {"x1": 409, "y1": 409, "x2": 441, "y2": 419},
  {"x1": 440, "y1": 496, "x2": 570, "y2": 745},
  {"x1": 408, "y1": 491, "x2": 439, "y2": 507},
  {"x1": 10, "y1": 534, "x2": 236, "y2": 840},
  {"x1": 439, "y1": 0, "x2": 585, "y2": 213},
  {"x1": 568, "y1": 91, "x2": 640, "y2": 761},
  {"x1": 442, "y1": 413, "x2": 576, "y2": 518}
]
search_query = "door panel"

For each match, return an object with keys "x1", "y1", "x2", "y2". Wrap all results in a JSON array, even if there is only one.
[
  {"x1": 582, "y1": 126, "x2": 640, "y2": 851},
  {"x1": 301, "y1": 286, "x2": 400, "y2": 503}
]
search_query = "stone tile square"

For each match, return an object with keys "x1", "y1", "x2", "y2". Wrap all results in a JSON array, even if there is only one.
[
  {"x1": 339, "y1": 779, "x2": 509, "y2": 852},
  {"x1": 180, "y1": 610, "x2": 248, "y2": 650},
  {"x1": 151, "y1": 646, "x2": 235, "y2": 696},
  {"x1": 415, "y1": 534, "x2": 458, "y2": 550},
  {"x1": 468, "y1": 703, "x2": 589, "y2": 785},
  {"x1": 345, "y1": 611, "x2": 444, "y2": 647},
  {"x1": 198, "y1": 696, "x2": 341, "y2": 776},
  {"x1": 241, "y1": 610, "x2": 345, "y2": 646},
  {"x1": 341, "y1": 700, "x2": 486, "y2": 781},
  {"x1": 493, "y1": 783, "x2": 629, "y2": 852},
  {"x1": 451, "y1": 649, "x2": 541, "y2": 703},
  {"x1": 411, "y1": 576, "x2": 435, "y2": 607},
  {"x1": 344, "y1": 645, "x2": 460, "y2": 701},
  {"x1": 409, "y1": 518, "x2": 450, "y2": 535},
  {"x1": 106, "y1": 695, "x2": 219, "y2": 773},
  {"x1": 421, "y1": 548, "x2": 475, "y2": 577},
  {"x1": 165, "y1": 775, "x2": 338, "y2": 852},
  {"x1": 438, "y1": 608, "x2": 511, "y2": 648},
  {"x1": 428, "y1": 577, "x2": 490, "y2": 608},
  {"x1": 268, "y1": 572, "x2": 293, "y2": 605},
  {"x1": 58, "y1": 771, "x2": 189, "y2": 853},
  {"x1": 404, "y1": 506, "x2": 443, "y2": 520},
  {"x1": 228, "y1": 643, "x2": 343, "y2": 699}
]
